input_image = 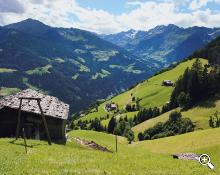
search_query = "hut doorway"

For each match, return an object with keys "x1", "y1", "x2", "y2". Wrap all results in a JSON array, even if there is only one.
[
  {"x1": 35, "y1": 124, "x2": 40, "y2": 140},
  {"x1": 23, "y1": 123, "x2": 34, "y2": 139},
  {"x1": 25, "y1": 116, "x2": 42, "y2": 139}
]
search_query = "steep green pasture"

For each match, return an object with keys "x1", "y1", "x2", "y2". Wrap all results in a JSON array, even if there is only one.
[
  {"x1": 81, "y1": 59, "x2": 207, "y2": 123},
  {"x1": 131, "y1": 127, "x2": 220, "y2": 154}
]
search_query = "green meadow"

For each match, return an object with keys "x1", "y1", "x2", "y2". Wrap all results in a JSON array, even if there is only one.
[{"x1": 0, "y1": 129, "x2": 220, "y2": 175}]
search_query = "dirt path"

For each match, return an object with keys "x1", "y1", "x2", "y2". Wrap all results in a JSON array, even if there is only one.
[{"x1": 70, "y1": 137, "x2": 112, "y2": 153}]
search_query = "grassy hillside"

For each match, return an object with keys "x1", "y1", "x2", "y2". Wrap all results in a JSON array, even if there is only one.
[
  {"x1": 80, "y1": 58, "x2": 207, "y2": 124},
  {"x1": 1, "y1": 129, "x2": 220, "y2": 175},
  {"x1": 132, "y1": 95, "x2": 220, "y2": 135},
  {"x1": 131, "y1": 127, "x2": 220, "y2": 154}
]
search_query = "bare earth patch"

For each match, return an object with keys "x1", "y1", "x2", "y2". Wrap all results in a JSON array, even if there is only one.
[
  {"x1": 172, "y1": 153, "x2": 199, "y2": 161},
  {"x1": 72, "y1": 137, "x2": 112, "y2": 153}
]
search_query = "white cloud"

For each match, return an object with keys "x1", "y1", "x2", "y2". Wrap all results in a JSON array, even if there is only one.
[
  {"x1": 0, "y1": 0, "x2": 25, "y2": 13},
  {"x1": 0, "y1": 0, "x2": 220, "y2": 34},
  {"x1": 0, "y1": 0, "x2": 77, "y2": 28},
  {"x1": 118, "y1": 2, "x2": 178, "y2": 31},
  {"x1": 165, "y1": 0, "x2": 190, "y2": 7},
  {"x1": 30, "y1": 0, "x2": 44, "y2": 4},
  {"x1": 213, "y1": 0, "x2": 220, "y2": 3},
  {"x1": 189, "y1": 0, "x2": 210, "y2": 10}
]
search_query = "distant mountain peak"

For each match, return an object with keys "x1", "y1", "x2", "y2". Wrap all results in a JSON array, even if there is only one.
[
  {"x1": 4, "y1": 18, "x2": 51, "y2": 36},
  {"x1": 127, "y1": 29, "x2": 136, "y2": 32},
  {"x1": 5, "y1": 18, "x2": 48, "y2": 28},
  {"x1": 124, "y1": 29, "x2": 139, "y2": 39},
  {"x1": 148, "y1": 24, "x2": 180, "y2": 35},
  {"x1": 20, "y1": 18, "x2": 43, "y2": 24},
  {"x1": 167, "y1": 24, "x2": 179, "y2": 28}
]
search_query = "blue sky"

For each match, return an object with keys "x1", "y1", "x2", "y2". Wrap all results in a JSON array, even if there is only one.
[
  {"x1": 0, "y1": 0, "x2": 220, "y2": 34},
  {"x1": 75, "y1": 0, "x2": 220, "y2": 15},
  {"x1": 76, "y1": 0, "x2": 133, "y2": 14}
]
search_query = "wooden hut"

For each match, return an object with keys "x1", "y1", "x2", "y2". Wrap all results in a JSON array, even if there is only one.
[
  {"x1": 162, "y1": 80, "x2": 175, "y2": 86},
  {"x1": 105, "y1": 103, "x2": 118, "y2": 112},
  {"x1": 0, "y1": 89, "x2": 69, "y2": 143}
]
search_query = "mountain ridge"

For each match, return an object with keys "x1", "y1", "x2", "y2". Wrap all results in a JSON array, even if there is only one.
[
  {"x1": 101, "y1": 24, "x2": 220, "y2": 68},
  {"x1": 0, "y1": 19, "x2": 151, "y2": 113}
]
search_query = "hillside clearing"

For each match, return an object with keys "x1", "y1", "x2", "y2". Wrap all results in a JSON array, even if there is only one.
[
  {"x1": 0, "y1": 68, "x2": 16, "y2": 73},
  {"x1": 0, "y1": 87, "x2": 21, "y2": 96},
  {"x1": 25, "y1": 65, "x2": 52, "y2": 75}
]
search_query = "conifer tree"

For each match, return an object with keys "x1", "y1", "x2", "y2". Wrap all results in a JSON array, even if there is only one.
[
  {"x1": 108, "y1": 117, "x2": 117, "y2": 133},
  {"x1": 209, "y1": 116, "x2": 214, "y2": 128}
]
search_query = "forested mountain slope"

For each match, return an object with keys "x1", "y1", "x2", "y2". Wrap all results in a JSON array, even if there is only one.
[{"x1": 0, "y1": 19, "x2": 151, "y2": 113}]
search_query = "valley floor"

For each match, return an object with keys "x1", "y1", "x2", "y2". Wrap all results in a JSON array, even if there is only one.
[{"x1": 1, "y1": 129, "x2": 220, "y2": 175}]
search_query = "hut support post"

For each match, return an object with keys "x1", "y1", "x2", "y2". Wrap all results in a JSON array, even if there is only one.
[
  {"x1": 115, "y1": 134, "x2": 118, "y2": 153},
  {"x1": 22, "y1": 128, "x2": 28, "y2": 153},
  {"x1": 37, "y1": 100, "x2": 52, "y2": 145},
  {"x1": 15, "y1": 99, "x2": 22, "y2": 140}
]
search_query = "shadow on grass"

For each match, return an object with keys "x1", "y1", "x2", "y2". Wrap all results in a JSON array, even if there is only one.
[
  {"x1": 141, "y1": 91, "x2": 160, "y2": 100},
  {"x1": 192, "y1": 121, "x2": 204, "y2": 130},
  {"x1": 189, "y1": 94, "x2": 220, "y2": 109},
  {"x1": 197, "y1": 100, "x2": 216, "y2": 108},
  {"x1": 9, "y1": 139, "x2": 45, "y2": 148}
]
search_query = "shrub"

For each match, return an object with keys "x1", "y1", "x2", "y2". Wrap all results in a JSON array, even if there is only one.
[
  {"x1": 169, "y1": 111, "x2": 182, "y2": 122},
  {"x1": 138, "y1": 132, "x2": 144, "y2": 141}
]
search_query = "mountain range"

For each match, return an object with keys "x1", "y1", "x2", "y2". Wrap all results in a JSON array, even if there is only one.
[
  {"x1": 0, "y1": 19, "x2": 149, "y2": 113},
  {"x1": 101, "y1": 24, "x2": 220, "y2": 68},
  {"x1": 1, "y1": 19, "x2": 220, "y2": 114}
]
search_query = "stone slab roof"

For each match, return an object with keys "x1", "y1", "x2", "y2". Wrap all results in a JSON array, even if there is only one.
[{"x1": 0, "y1": 89, "x2": 69, "y2": 119}]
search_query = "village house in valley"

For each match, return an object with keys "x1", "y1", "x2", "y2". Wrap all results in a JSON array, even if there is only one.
[
  {"x1": 105, "y1": 102, "x2": 118, "y2": 112},
  {"x1": 0, "y1": 89, "x2": 69, "y2": 143}
]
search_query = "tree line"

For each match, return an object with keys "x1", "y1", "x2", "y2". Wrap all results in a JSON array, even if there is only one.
[
  {"x1": 189, "y1": 36, "x2": 220, "y2": 65},
  {"x1": 133, "y1": 107, "x2": 160, "y2": 125},
  {"x1": 170, "y1": 58, "x2": 220, "y2": 110},
  {"x1": 70, "y1": 116, "x2": 135, "y2": 143},
  {"x1": 108, "y1": 117, "x2": 134, "y2": 143}
]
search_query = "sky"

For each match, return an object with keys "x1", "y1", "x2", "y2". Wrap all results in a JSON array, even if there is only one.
[{"x1": 0, "y1": 0, "x2": 220, "y2": 34}]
